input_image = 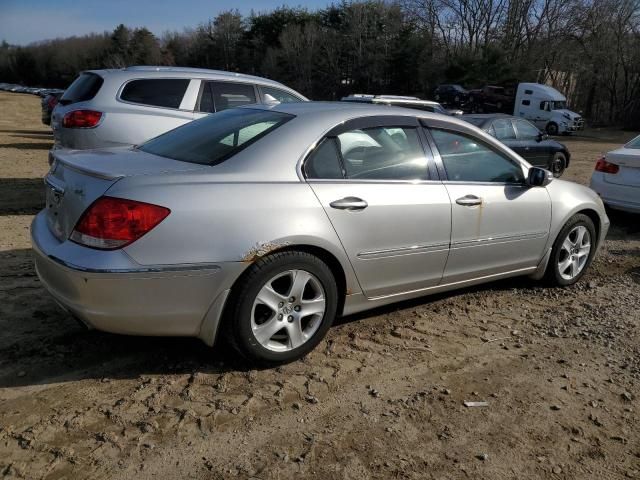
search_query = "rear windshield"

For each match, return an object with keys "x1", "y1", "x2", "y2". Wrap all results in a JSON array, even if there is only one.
[
  {"x1": 626, "y1": 135, "x2": 640, "y2": 149},
  {"x1": 120, "y1": 79, "x2": 190, "y2": 109},
  {"x1": 59, "y1": 73, "x2": 103, "y2": 105},
  {"x1": 139, "y1": 108, "x2": 294, "y2": 165}
]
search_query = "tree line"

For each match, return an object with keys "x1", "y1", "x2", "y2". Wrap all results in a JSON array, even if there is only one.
[{"x1": 1, "y1": 0, "x2": 639, "y2": 127}]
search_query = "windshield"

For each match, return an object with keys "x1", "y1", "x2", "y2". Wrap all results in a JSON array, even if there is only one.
[
  {"x1": 551, "y1": 101, "x2": 567, "y2": 110},
  {"x1": 626, "y1": 135, "x2": 640, "y2": 149},
  {"x1": 139, "y1": 108, "x2": 294, "y2": 165}
]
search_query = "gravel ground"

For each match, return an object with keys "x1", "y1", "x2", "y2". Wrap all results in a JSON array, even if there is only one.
[{"x1": 0, "y1": 92, "x2": 639, "y2": 479}]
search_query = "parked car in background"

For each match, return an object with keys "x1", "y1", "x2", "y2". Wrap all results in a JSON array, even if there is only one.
[
  {"x1": 434, "y1": 84, "x2": 469, "y2": 106},
  {"x1": 341, "y1": 94, "x2": 461, "y2": 115},
  {"x1": 41, "y1": 90, "x2": 64, "y2": 125},
  {"x1": 514, "y1": 83, "x2": 584, "y2": 135},
  {"x1": 51, "y1": 66, "x2": 307, "y2": 149},
  {"x1": 590, "y1": 134, "x2": 640, "y2": 213},
  {"x1": 462, "y1": 114, "x2": 571, "y2": 177},
  {"x1": 33, "y1": 102, "x2": 608, "y2": 364},
  {"x1": 468, "y1": 85, "x2": 516, "y2": 113}
]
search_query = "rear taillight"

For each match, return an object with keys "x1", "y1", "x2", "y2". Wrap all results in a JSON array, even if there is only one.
[
  {"x1": 594, "y1": 156, "x2": 619, "y2": 174},
  {"x1": 62, "y1": 109, "x2": 102, "y2": 128},
  {"x1": 70, "y1": 196, "x2": 170, "y2": 250}
]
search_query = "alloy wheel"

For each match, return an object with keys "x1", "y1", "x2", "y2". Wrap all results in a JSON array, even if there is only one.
[
  {"x1": 557, "y1": 225, "x2": 591, "y2": 280},
  {"x1": 250, "y1": 269, "x2": 326, "y2": 352}
]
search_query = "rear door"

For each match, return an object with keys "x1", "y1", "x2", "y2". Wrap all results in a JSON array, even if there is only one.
[{"x1": 304, "y1": 116, "x2": 451, "y2": 299}]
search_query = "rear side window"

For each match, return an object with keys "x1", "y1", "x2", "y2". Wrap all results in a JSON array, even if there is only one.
[
  {"x1": 139, "y1": 108, "x2": 293, "y2": 165},
  {"x1": 262, "y1": 86, "x2": 303, "y2": 104},
  {"x1": 211, "y1": 82, "x2": 256, "y2": 111},
  {"x1": 492, "y1": 119, "x2": 516, "y2": 140},
  {"x1": 337, "y1": 127, "x2": 428, "y2": 181},
  {"x1": 305, "y1": 139, "x2": 344, "y2": 179},
  {"x1": 120, "y1": 79, "x2": 189, "y2": 109},
  {"x1": 59, "y1": 73, "x2": 103, "y2": 105}
]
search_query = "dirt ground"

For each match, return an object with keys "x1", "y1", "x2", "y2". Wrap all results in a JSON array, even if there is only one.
[{"x1": 0, "y1": 91, "x2": 638, "y2": 480}]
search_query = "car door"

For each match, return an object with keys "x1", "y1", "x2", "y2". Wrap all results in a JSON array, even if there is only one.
[
  {"x1": 304, "y1": 116, "x2": 451, "y2": 299},
  {"x1": 513, "y1": 119, "x2": 550, "y2": 167},
  {"x1": 424, "y1": 123, "x2": 551, "y2": 283}
]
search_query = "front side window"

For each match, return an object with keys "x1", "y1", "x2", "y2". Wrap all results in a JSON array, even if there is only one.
[
  {"x1": 515, "y1": 119, "x2": 541, "y2": 139},
  {"x1": 492, "y1": 119, "x2": 516, "y2": 140},
  {"x1": 262, "y1": 86, "x2": 303, "y2": 104},
  {"x1": 210, "y1": 82, "x2": 256, "y2": 111},
  {"x1": 336, "y1": 126, "x2": 428, "y2": 181},
  {"x1": 431, "y1": 129, "x2": 525, "y2": 183},
  {"x1": 120, "y1": 79, "x2": 189, "y2": 109},
  {"x1": 139, "y1": 108, "x2": 293, "y2": 165}
]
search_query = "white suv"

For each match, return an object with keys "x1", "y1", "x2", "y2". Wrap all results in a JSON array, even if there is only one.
[{"x1": 51, "y1": 66, "x2": 308, "y2": 150}]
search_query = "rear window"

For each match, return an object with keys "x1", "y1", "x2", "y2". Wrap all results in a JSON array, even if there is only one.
[
  {"x1": 59, "y1": 73, "x2": 103, "y2": 105},
  {"x1": 120, "y1": 79, "x2": 189, "y2": 109},
  {"x1": 626, "y1": 135, "x2": 640, "y2": 149},
  {"x1": 139, "y1": 108, "x2": 294, "y2": 165}
]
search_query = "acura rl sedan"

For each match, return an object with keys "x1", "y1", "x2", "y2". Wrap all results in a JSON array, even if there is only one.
[{"x1": 32, "y1": 102, "x2": 609, "y2": 364}]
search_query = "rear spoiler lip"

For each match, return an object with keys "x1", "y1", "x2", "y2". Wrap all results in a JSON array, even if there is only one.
[{"x1": 50, "y1": 150, "x2": 124, "y2": 181}]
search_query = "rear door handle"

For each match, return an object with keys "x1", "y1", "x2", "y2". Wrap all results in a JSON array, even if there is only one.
[
  {"x1": 330, "y1": 196, "x2": 368, "y2": 211},
  {"x1": 456, "y1": 195, "x2": 482, "y2": 207}
]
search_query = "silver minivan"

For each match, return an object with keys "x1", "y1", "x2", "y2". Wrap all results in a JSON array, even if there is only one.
[{"x1": 51, "y1": 66, "x2": 308, "y2": 149}]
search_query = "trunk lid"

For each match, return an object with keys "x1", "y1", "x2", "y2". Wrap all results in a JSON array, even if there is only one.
[
  {"x1": 605, "y1": 148, "x2": 640, "y2": 187},
  {"x1": 45, "y1": 148, "x2": 206, "y2": 241}
]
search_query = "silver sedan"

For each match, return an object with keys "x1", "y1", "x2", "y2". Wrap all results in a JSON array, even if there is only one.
[{"x1": 32, "y1": 102, "x2": 609, "y2": 364}]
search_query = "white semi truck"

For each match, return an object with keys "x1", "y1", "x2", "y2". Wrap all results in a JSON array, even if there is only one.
[{"x1": 514, "y1": 83, "x2": 584, "y2": 135}]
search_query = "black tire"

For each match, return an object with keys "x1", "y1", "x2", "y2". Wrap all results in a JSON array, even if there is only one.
[
  {"x1": 550, "y1": 152, "x2": 567, "y2": 177},
  {"x1": 545, "y1": 214, "x2": 597, "y2": 287},
  {"x1": 223, "y1": 251, "x2": 338, "y2": 365},
  {"x1": 546, "y1": 122, "x2": 559, "y2": 135}
]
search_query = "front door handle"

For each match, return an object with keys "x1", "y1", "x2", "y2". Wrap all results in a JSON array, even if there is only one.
[
  {"x1": 456, "y1": 195, "x2": 483, "y2": 207},
  {"x1": 330, "y1": 196, "x2": 368, "y2": 211}
]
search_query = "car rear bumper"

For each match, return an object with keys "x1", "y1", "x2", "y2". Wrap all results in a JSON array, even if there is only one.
[
  {"x1": 31, "y1": 211, "x2": 244, "y2": 342},
  {"x1": 590, "y1": 173, "x2": 640, "y2": 214}
]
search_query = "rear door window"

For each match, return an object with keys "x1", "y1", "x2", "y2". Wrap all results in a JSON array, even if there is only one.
[
  {"x1": 492, "y1": 119, "x2": 516, "y2": 140},
  {"x1": 120, "y1": 79, "x2": 189, "y2": 109},
  {"x1": 59, "y1": 73, "x2": 104, "y2": 105},
  {"x1": 210, "y1": 82, "x2": 257, "y2": 111}
]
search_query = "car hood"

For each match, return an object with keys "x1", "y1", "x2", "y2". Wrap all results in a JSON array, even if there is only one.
[{"x1": 553, "y1": 109, "x2": 581, "y2": 120}]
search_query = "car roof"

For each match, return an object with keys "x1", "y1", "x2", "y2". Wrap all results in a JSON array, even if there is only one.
[
  {"x1": 84, "y1": 66, "x2": 297, "y2": 90},
  {"x1": 461, "y1": 113, "x2": 516, "y2": 124}
]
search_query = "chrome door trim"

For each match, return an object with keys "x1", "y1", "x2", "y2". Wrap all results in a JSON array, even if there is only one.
[
  {"x1": 450, "y1": 231, "x2": 548, "y2": 249},
  {"x1": 358, "y1": 241, "x2": 450, "y2": 260}
]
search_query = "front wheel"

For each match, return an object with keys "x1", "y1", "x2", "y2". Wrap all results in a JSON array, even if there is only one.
[
  {"x1": 223, "y1": 251, "x2": 338, "y2": 365},
  {"x1": 550, "y1": 152, "x2": 567, "y2": 177},
  {"x1": 545, "y1": 214, "x2": 596, "y2": 286},
  {"x1": 546, "y1": 122, "x2": 559, "y2": 135}
]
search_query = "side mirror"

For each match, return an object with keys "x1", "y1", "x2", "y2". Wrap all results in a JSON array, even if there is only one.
[
  {"x1": 527, "y1": 167, "x2": 553, "y2": 187},
  {"x1": 536, "y1": 132, "x2": 548, "y2": 142}
]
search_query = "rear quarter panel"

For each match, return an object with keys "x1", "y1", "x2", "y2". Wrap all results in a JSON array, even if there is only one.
[{"x1": 107, "y1": 175, "x2": 362, "y2": 293}]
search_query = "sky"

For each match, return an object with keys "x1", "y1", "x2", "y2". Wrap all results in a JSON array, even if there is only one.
[{"x1": 0, "y1": 0, "x2": 333, "y2": 45}]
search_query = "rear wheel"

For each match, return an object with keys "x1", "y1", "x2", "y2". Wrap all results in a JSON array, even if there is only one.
[
  {"x1": 223, "y1": 251, "x2": 338, "y2": 365},
  {"x1": 550, "y1": 152, "x2": 567, "y2": 177},
  {"x1": 545, "y1": 214, "x2": 596, "y2": 286}
]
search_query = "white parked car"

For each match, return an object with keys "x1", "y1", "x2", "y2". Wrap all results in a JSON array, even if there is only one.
[{"x1": 590, "y1": 134, "x2": 640, "y2": 213}]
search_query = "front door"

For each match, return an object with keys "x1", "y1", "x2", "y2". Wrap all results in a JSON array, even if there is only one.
[
  {"x1": 427, "y1": 127, "x2": 552, "y2": 283},
  {"x1": 303, "y1": 117, "x2": 451, "y2": 298},
  {"x1": 513, "y1": 119, "x2": 551, "y2": 167}
]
